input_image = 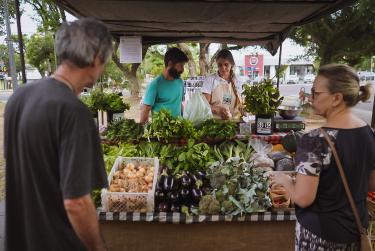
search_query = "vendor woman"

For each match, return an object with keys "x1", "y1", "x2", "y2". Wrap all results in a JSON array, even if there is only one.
[{"x1": 201, "y1": 49, "x2": 244, "y2": 120}]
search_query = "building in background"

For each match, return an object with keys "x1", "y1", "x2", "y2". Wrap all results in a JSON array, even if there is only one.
[{"x1": 240, "y1": 54, "x2": 314, "y2": 83}]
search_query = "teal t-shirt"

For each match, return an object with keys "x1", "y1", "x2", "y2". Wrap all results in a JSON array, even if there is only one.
[{"x1": 143, "y1": 75, "x2": 183, "y2": 117}]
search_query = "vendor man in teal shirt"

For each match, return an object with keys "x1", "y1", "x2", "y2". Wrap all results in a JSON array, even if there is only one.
[{"x1": 140, "y1": 47, "x2": 188, "y2": 124}]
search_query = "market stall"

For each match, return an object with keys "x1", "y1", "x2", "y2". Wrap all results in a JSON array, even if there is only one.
[
  {"x1": 78, "y1": 78, "x2": 302, "y2": 250},
  {"x1": 54, "y1": 1, "x2": 359, "y2": 249}
]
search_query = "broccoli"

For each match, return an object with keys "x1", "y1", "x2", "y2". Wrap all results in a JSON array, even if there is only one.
[
  {"x1": 221, "y1": 200, "x2": 235, "y2": 213},
  {"x1": 199, "y1": 195, "x2": 220, "y2": 214}
]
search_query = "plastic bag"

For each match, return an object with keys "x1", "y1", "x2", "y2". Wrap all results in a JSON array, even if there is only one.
[
  {"x1": 249, "y1": 139, "x2": 274, "y2": 169},
  {"x1": 183, "y1": 92, "x2": 213, "y2": 125}
]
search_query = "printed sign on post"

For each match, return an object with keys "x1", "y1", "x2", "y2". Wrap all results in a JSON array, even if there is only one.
[{"x1": 120, "y1": 36, "x2": 142, "y2": 63}]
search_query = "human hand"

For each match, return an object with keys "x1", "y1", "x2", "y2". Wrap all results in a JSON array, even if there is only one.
[
  {"x1": 216, "y1": 106, "x2": 231, "y2": 120},
  {"x1": 269, "y1": 173, "x2": 293, "y2": 189}
]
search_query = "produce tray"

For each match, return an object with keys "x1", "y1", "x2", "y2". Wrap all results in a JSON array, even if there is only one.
[
  {"x1": 368, "y1": 198, "x2": 375, "y2": 218},
  {"x1": 101, "y1": 157, "x2": 159, "y2": 213}
]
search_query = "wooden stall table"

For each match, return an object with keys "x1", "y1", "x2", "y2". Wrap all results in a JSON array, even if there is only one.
[{"x1": 98, "y1": 210, "x2": 296, "y2": 251}]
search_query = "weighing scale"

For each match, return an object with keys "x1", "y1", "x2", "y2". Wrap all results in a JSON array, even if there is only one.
[{"x1": 273, "y1": 116, "x2": 305, "y2": 132}]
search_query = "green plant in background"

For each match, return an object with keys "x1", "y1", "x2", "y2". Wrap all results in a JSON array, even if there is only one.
[
  {"x1": 242, "y1": 79, "x2": 283, "y2": 116},
  {"x1": 105, "y1": 92, "x2": 130, "y2": 113},
  {"x1": 80, "y1": 89, "x2": 130, "y2": 113}
]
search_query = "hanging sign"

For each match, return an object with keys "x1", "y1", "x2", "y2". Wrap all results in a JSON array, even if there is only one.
[{"x1": 120, "y1": 36, "x2": 142, "y2": 63}]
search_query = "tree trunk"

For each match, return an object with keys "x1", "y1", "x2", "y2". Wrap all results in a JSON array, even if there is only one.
[
  {"x1": 37, "y1": 68, "x2": 45, "y2": 78},
  {"x1": 320, "y1": 48, "x2": 334, "y2": 66},
  {"x1": 177, "y1": 43, "x2": 196, "y2": 77},
  {"x1": 199, "y1": 43, "x2": 210, "y2": 76},
  {"x1": 15, "y1": 0, "x2": 27, "y2": 84}
]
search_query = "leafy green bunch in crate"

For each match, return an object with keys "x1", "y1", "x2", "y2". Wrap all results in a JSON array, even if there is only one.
[
  {"x1": 105, "y1": 118, "x2": 144, "y2": 143},
  {"x1": 157, "y1": 139, "x2": 216, "y2": 175},
  {"x1": 143, "y1": 109, "x2": 198, "y2": 142},
  {"x1": 195, "y1": 119, "x2": 237, "y2": 140}
]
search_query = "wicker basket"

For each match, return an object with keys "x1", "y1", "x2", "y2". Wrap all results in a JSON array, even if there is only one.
[
  {"x1": 368, "y1": 198, "x2": 375, "y2": 219},
  {"x1": 101, "y1": 156, "x2": 159, "y2": 212}
]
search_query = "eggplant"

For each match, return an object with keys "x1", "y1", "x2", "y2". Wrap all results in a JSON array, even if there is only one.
[
  {"x1": 191, "y1": 187, "x2": 203, "y2": 203},
  {"x1": 155, "y1": 190, "x2": 165, "y2": 204},
  {"x1": 181, "y1": 174, "x2": 192, "y2": 188},
  {"x1": 190, "y1": 174, "x2": 199, "y2": 183},
  {"x1": 163, "y1": 175, "x2": 176, "y2": 192},
  {"x1": 170, "y1": 203, "x2": 181, "y2": 213},
  {"x1": 157, "y1": 202, "x2": 170, "y2": 212},
  {"x1": 180, "y1": 188, "x2": 190, "y2": 201},
  {"x1": 158, "y1": 175, "x2": 167, "y2": 191},
  {"x1": 196, "y1": 171, "x2": 207, "y2": 180},
  {"x1": 168, "y1": 191, "x2": 180, "y2": 203}
]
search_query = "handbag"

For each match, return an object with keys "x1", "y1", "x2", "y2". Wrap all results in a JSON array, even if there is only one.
[{"x1": 320, "y1": 128, "x2": 373, "y2": 251}]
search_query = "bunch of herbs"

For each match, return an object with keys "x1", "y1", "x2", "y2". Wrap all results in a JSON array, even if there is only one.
[{"x1": 242, "y1": 79, "x2": 283, "y2": 116}]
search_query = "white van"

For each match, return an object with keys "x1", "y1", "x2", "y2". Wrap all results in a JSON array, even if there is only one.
[{"x1": 358, "y1": 71, "x2": 375, "y2": 84}]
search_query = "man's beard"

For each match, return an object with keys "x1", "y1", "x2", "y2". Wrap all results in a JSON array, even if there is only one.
[{"x1": 168, "y1": 67, "x2": 182, "y2": 79}]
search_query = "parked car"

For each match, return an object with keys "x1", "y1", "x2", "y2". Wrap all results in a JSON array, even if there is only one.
[
  {"x1": 358, "y1": 71, "x2": 375, "y2": 84},
  {"x1": 286, "y1": 74, "x2": 299, "y2": 84},
  {"x1": 80, "y1": 87, "x2": 91, "y2": 97},
  {"x1": 303, "y1": 74, "x2": 315, "y2": 83}
]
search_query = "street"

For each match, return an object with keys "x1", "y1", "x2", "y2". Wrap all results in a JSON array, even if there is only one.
[
  {"x1": 278, "y1": 83, "x2": 375, "y2": 125},
  {"x1": 0, "y1": 90, "x2": 12, "y2": 102}
]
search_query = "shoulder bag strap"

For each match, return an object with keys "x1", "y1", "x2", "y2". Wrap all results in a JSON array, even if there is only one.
[{"x1": 320, "y1": 128, "x2": 367, "y2": 235}]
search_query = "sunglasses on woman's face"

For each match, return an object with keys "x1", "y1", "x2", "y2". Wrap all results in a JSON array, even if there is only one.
[{"x1": 311, "y1": 87, "x2": 329, "y2": 99}]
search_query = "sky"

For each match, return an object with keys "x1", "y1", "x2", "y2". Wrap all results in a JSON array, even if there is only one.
[{"x1": 1, "y1": 3, "x2": 307, "y2": 64}]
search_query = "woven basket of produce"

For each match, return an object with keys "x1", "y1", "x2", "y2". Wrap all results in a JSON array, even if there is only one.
[
  {"x1": 102, "y1": 157, "x2": 159, "y2": 212},
  {"x1": 367, "y1": 192, "x2": 375, "y2": 218}
]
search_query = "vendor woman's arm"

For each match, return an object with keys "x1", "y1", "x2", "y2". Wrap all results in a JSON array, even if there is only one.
[{"x1": 202, "y1": 93, "x2": 229, "y2": 119}]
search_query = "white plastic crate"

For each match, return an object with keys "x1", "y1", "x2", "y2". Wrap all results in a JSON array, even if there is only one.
[{"x1": 101, "y1": 156, "x2": 159, "y2": 212}]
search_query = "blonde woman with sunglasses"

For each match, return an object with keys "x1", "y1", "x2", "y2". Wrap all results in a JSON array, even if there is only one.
[{"x1": 271, "y1": 64, "x2": 374, "y2": 250}]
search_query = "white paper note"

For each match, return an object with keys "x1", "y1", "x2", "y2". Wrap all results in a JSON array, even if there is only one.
[{"x1": 119, "y1": 36, "x2": 142, "y2": 63}]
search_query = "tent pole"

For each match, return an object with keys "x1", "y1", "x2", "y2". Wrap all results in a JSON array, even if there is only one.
[
  {"x1": 276, "y1": 34, "x2": 283, "y2": 89},
  {"x1": 371, "y1": 95, "x2": 375, "y2": 128},
  {"x1": 4, "y1": 0, "x2": 18, "y2": 90}
]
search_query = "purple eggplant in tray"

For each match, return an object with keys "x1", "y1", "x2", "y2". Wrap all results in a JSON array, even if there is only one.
[
  {"x1": 191, "y1": 187, "x2": 203, "y2": 204},
  {"x1": 180, "y1": 174, "x2": 192, "y2": 189}
]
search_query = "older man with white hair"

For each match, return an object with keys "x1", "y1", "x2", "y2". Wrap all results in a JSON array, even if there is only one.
[{"x1": 4, "y1": 18, "x2": 112, "y2": 251}]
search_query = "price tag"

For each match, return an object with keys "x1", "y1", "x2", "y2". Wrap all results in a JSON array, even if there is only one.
[{"x1": 256, "y1": 117, "x2": 272, "y2": 134}]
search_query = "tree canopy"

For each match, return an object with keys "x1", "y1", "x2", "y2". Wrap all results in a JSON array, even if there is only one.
[
  {"x1": 26, "y1": 33, "x2": 55, "y2": 77},
  {"x1": 289, "y1": 0, "x2": 375, "y2": 67}
]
